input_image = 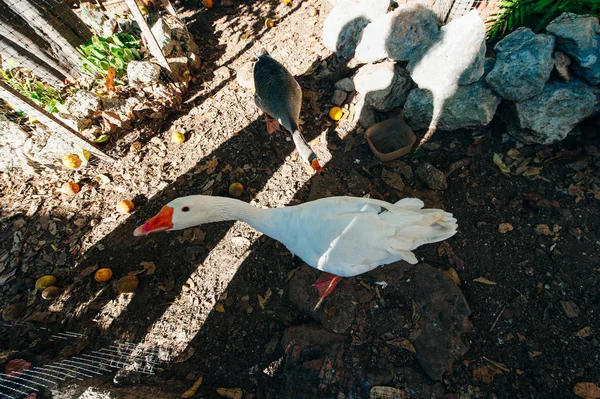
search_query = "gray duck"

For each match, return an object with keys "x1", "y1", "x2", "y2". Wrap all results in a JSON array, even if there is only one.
[{"x1": 253, "y1": 49, "x2": 323, "y2": 175}]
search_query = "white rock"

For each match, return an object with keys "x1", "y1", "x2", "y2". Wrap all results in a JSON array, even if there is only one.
[{"x1": 127, "y1": 61, "x2": 161, "y2": 85}]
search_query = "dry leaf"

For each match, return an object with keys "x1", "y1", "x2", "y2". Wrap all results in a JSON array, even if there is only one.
[
  {"x1": 258, "y1": 295, "x2": 267, "y2": 309},
  {"x1": 175, "y1": 346, "x2": 195, "y2": 363},
  {"x1": 498, "y1": 223, "x2": 514, "y2": 233},
  {"x1": 473, "y1": 365, "x2": 497, "y2": 383},
  {"x1": 369, "y1": 386, "x2": 408, "y2": 399},
  {"x1": 473, "y1": 277, "x2": 497, "y2": 285},
  {"x1": 387, "y1": 337, "x2": 416, "y2": 353},
  {"x1": 506, "y1": 148, "x2": 521, "y2": 159},
  {"x1": 574, "y1": 326, "x2": 592, "y2": 338},
  {"x1": 444, "y1": 268, "x2": 461, "y2": 285},
  {"x1": 105, "y1": 68, "x2": 116, "y2": 91},
  {"x1": 205, "y1": 158, "x2": 218, "y2": 174},
  {"x1": 381, "y1": 169, "x2": 405, "y2": 192},
  {"x1": 529, "y1": 351, "x2": 542, "y2": 358},
  {"x1": 215, "y1": 304, "x2": 225, "y2": 313},
  {"x1": 535, "y1": 224, "x2": 554, "y2": 236},
  {"x1": 182, "y1": 376, "x2": 203, "y2": 398},
  {"x1": 574, "y1": 382, "x2": 600, "y2": 399},
  {"x1": 140, "y1": 261, "x2": 156, "y2": 275},
  {"x1": 217, "y1": 388, "x2": 243, "y2": 399},
  {"x1": 493, "y1": 153, "x2": 511, "y2": 174}
]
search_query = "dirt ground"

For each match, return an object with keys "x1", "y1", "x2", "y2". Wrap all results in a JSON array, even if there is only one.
[{"x1": 1, "y1": 0, "x2": 600, "y2": 398}]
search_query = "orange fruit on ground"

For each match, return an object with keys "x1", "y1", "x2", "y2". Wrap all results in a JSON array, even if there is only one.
[
  {"x1": 61, "y1": 182, "x2": 80, "y2": 195},
  {"x1": 229, "y1": 182, "x2": 244, "y2": 197},
  {"x1": 62, "y1": 154, "x2": 82, "y2": 169},
  {"x1": 171, "y1": 131, "x2": 185, "y2": 143},
  {"x1": 116, "y1": 200, "x2": 135, "y2": 214},
  {"x1": 329, "y1": 107, "x2": 343, "y2": 121},
  {"x1": 202, "y1": 0, "x2": 213, "y2": 8},
  {"x1": 94, "y1": 268, "x2": 113, "y2": 283},
  {"x1": 117, "y1": 275, "x2": 139, "y2": 293}
]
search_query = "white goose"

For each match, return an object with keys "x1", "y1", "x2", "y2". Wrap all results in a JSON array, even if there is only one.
[{"x1": 134, "y1": 195, "x2": 458, "y2": 309}]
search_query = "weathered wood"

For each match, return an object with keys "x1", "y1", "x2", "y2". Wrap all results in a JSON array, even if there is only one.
[
  {"x1": 0, "y1": 35, "x2": 67, "y2": 85},
  {"x1": 0, "y1": 80, "x2": 115, "y2": 163},
  {"x1": 2, "y1": 0, "x2": 91, "y2": 75},
  {"x1": 0, "y1": 0, "x2": 75, "y2": 79},
  {"x1": 125, "y1": 0, "x2": 181, "y2": 82}
]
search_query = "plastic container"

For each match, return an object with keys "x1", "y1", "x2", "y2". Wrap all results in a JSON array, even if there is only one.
[{"x1": 365, "y1": 118, "x2": 416, "y2": 162}]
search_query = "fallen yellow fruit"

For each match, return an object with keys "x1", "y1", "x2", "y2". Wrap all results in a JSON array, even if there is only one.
[
  {"x1": 35, "y1": 275, "x2": 57, "y2": 291},
  {"x1": 265, "y1": 18, "x2": 275, "y2": 28},
  {"x1": 62, "y1": 154, "x2": 82, "y2": 169},
  {"x1": 228, "y1": 182, "x2": 244, "y2": 197},
  {"x1": 61, "y1": 182, "x2": 80, "y2": 195},
  {"x1": 329, "y1": 107, "x2": 343, "y2": 121},
  {"x1": 117, "y1": 200, "x2": 135, "y2": 214},
  {"x1": 118, "y1": 275, "x2": 139, "y2": 293},
  {"x1": 94, "y1": 268, "x2": 113, "y2": 283},
  {"x1": 171, "y1": 131, "x2": 185, "y2": 144},
  {"x1": 42, "y1": 286, "x2": 61, "y2": 300},
  {"x1": 284, "y1": 0, "x2": 292, "y2": 4}
]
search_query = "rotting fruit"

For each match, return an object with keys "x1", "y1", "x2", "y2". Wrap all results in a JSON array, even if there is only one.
[
  {"x1": 35, "y1": 275, "x2": 57, "y2": 291},
  {"x1": 94, "y1": 268, "x2": 113, "y2": 283},
  {"x1": 117, "y1": 275, "x2": 139, "y2": 293}
]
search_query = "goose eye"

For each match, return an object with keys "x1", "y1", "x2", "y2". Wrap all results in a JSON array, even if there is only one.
[{"x1": 181, "y1": 206, "x2": 190, "y2": 212}]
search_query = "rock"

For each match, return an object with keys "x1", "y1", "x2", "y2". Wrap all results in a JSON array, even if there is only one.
[
  {"x1": 63, "y1": 90, "x2": 100, "y2": 119},
  {"x1": 331, "y1": 89, "x2": 347, "y2": 105},
  {"x1": 78, "y1": 2, "x2": 115, "y2": 37},
  {"x1": 408, "y1": 11, "x2": 486, "y2": 89},
  {"x1": 411, "y1": 264, "x2": 471, "y2": 380},
  {"x1": 546, "y1": 13, "x2": 600, "y2": 85},
  {"x1": 335, "y1": 77, "x2": 355, "y2": 92},
  {"x1": 151, "y1": 18, "x2": 175, "y2": 57},
  {"x1": 504, "y1": 79, "x2": 599, "y2": 145},
  {"x1": 281, "y1": 323, "x2": 345, "y2": 349},
  {"x1": 167, "y1": 56, "x2": 189, "y2": 79},
  {"x1": 415, "y1": 162, "x2": 447, "y2": 190},
  {"x1": 354, "y1": 96, "x2": 379, "y2": 128},
  {"x1": 355, "y1": 2, "x2": 439, "y2": 63},
  {"x1": 353, "y1": 62, "x2": 412, "y2": 112},
  {"x1": 127, "y1": 61, "x2": 161, "y2": 85},
  {"x1": 236, "y1": 62, "x2": 254, "y2": 90},
  {"x1": 483, "y1": 57, "x2": 495, "y2": 76},
  {"x1": 485, "y1": 28, "x2": 555, "y2": 101},
  {"x1": 404, "y1": 81, "x2": 501, "y2": 131},
  {"x1": 288, "y1": 265, "x2": 374, "y2": 333},
  {"x1": 322, "y1": 0, "x2": 390, "y2": 58}
]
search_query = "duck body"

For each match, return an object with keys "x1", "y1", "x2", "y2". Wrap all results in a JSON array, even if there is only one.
[
  {"x1": 252, "y1": 50, "x2": 323, "y2": 174},
  {"x1": 134, "y1": 195, "x2": 458, "y2": 278}
]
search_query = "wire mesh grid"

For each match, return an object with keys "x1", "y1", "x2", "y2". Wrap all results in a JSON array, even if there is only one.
[
  {"x1": 0, "y1": 321, "x2": 162, "y2": 399},
  {"x1": 0, "y1": 0, "x2": 195, "y2": 171}
]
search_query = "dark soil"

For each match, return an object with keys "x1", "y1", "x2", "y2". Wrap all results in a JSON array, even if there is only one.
[{"x1": 1, "y1": 1, "x2": 599, "y2": 398}]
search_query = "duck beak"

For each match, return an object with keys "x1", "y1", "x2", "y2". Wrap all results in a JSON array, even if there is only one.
[
  {"x1": 311, "y1": 159, "x2": 324, "y2": 176},
  {"x1": 133, "y1": 205, "x2": 174, "y2": 236}
]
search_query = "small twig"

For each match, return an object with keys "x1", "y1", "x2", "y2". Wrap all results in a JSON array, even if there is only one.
[{"x1": 489, "y1": 304, "x2": 506, "y2": 332}]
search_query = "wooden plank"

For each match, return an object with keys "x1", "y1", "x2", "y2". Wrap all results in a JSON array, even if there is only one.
[
  {"x1": 124, "y1": 0, "x2": 181, "y2": 82},
  {"x1": 0, "y1": 80, "x2": 115, "y2": 163}
]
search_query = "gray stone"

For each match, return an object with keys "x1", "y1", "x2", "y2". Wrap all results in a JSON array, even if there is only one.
[
  {"x1": 63, "y1": 90, "x2": 100, "y2": 119},
  {"x1": 353, "y1": 62, "x2": 412, "y2": 112},
  {"x1": 415, "y1": 162, "x2": 447, "y2": 190},
  {"x1": 505, "y1": 79, "x2": 599, "y2": 145},
  {"x1": 127, "y1": 61, "x2": 161, "y2": 85},
  {"x1": 546, "y1": 13, "x2": 600, "y2": 85},
  {"x1": 485, "y1": 27, "x2": 555, "y2": 101},
  {"x1": 408, "y1": 11, "x2": 486, "y2": 89},
  {"x1": 483, "y1": 57, "x2": 495, "y2": 76},
  {"x1": 151, "y1": 18, "x2": 175, "y2": 57},
  {"x1": 331, "y1": 89, "x2": 347, "y2": 105},
  {"x1": 334, "y1": 77, "x2": 355, "y2": 92},
  {"x1": 404, "y1": 81, "x2": 501, "y2": 131},
  {"x1": 355, "y1": 2, "x2": 439, "y2": 63},
  {"x1": 322, "y1": 0, "x2": 390, "y2": 58}
]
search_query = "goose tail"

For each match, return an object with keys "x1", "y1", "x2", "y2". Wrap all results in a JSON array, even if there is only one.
[{"x1": 385, "y1": 198, "x2": 458, "y2": 264}]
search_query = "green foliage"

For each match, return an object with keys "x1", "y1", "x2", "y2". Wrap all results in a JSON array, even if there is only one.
[
  {"x1": 78, "y1": 33, "x2": 142, "y2": 78},
  {"x1": 486, "y1": 0, "x2": 600, "y2": 40},
  {"x1": 0, "y1": 68, "x2": 63, "y2": 113}
]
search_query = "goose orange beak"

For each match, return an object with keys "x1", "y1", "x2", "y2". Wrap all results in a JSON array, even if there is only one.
[
  {"x1": 311, "y1": 159, "x2": 324, "y2": 176},
  {"x1": 133, "y1": 205, "x2": 174, "y2": 236}
]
